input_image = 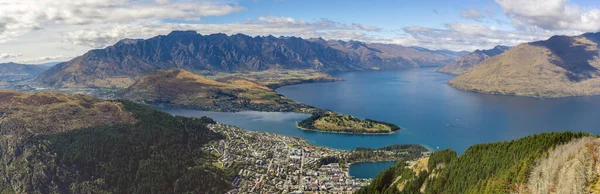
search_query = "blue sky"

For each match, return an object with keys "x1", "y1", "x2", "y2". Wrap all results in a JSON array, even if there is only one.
[
  {"x1": 0, "y1": 0, "x2": 599, "y2": 63},
  {"x1": 225, "y1": 0, "x2": 504, "y2": 29}
]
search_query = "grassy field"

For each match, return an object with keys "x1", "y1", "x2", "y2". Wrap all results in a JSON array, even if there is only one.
[{"x1": 199, "y1": 69, "x2": 342, "y2": 89}]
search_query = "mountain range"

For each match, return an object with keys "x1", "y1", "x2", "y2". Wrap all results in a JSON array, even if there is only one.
[
  {"x1": 437, "y1": 45, "x2": 510, "y2": 75},
  {"x1": 33, "y1": 31, "x2": 465, "y2": 88},
  {"x1": 449, "y1": 32, "x2": 600, "y2": 98}
]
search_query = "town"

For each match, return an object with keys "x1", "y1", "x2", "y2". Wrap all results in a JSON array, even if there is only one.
[{"x1": 204, "y1": 123, "x2": 429, "y2": 193}]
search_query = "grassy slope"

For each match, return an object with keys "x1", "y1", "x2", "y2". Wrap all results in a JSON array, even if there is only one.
[{"x1": 203, "y1": 69, "x2": 343, "y2": 89}]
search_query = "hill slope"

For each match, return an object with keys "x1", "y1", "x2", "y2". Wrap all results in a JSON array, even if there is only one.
[
  {"x1": 449, "y1": 33, "x2": 600, "y2": 98},
  {"x1": 121, "y1": 69, "x2": 315, "y2": 112},
  {"x1": 438, "y1": 45, "x2": 510, "y2": 75},
  {"x1": 0, "y1": 91, "x2": 232, "y2": 193},
  {"x1": 34, "y1": 31, "x2": 462, "y2": 88}
]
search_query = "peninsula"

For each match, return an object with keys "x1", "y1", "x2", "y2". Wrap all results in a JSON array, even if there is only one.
[{"x1": 297, "y1": 111, "x2": 401, "y2": 134}]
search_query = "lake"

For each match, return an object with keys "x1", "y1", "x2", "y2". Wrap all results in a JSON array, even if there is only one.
[
  {"x1": 349, "y1": 161, "x2": 398, "y2": 179},
  {"x1": 162, "y1": 67, "x2": 600, "y2": 178}
]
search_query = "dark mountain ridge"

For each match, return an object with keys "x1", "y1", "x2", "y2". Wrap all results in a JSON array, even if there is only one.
[{"x1": 34, "y1": 31, "x2": 462, "y2": 88}]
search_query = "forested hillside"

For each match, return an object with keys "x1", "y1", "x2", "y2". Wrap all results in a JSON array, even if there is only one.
[
  {"x1": 358, "y1": 132, "x2": 593, "y2": 194},
  {"x1": 0, "y1": 91, "x2": 232, "y2": 193}
]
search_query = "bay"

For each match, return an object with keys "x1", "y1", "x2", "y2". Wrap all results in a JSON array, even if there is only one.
[{"x1": 162, "y1": 67, "x2": 600, "y2": 178}]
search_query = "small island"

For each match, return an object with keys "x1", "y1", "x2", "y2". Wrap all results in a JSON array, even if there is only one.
[{"x1": 297, "y1": 111, "x2": 401, "y2": 134}]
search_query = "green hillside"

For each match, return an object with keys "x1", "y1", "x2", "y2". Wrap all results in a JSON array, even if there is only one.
[
  {"x1": 0, "y1": 93, "x2": 232, "y2": 193},
  {"x1": 358, "y1": 132, "x2": 593, "y2": 194}
]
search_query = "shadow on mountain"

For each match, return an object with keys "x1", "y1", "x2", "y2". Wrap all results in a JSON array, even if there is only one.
[{"x1": 531, "y1": 34, "x2": 600, "y2": 82}]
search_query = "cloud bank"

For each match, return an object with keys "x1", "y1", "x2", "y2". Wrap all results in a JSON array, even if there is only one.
[{"x1": 0, "y1": 0, "x2": 598, "y2": 63}]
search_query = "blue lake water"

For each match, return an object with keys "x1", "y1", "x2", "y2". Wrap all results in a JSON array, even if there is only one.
[
  {"x1": 162, "y1": 67, "x2": 600, "y2": 178},
  {"x1": 349, "y1": 161, "x2": 398, "y2": 179}
]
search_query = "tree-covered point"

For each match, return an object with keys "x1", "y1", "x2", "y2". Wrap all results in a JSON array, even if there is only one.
[
  {"x1": 357, "y1": 132, "x2": 592, "y2": 194},
  {"x1": 298, "y1": 111, "x2": 401, "y2": 134},
  {"x1": 427, "y1": 149, "x2": 456, "y2": 170},
  {"x1": 23, "y1": 100, "x2": 233, "y2": 194}
]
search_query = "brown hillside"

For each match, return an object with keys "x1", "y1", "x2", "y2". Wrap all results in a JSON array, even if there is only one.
[
  {"x1": 121, "y1": 69, "x2": 315, "y2": 112},
  {"x1": 449, "y1": 33, "x2": 600, "y2": 98},
  {"x1": 0, "y1": 91, "x2": 135, "y2": 137}
]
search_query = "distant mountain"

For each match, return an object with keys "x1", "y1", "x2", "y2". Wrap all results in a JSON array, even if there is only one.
[
  {"x1": 121, "y1": 69, "x2": 315, "y2": 112},
  {"x1": 37, "y1": 61, "x2": 64, "y2": 67},
  {"x1": 0, "y1": 62, "x2": 49, "y2": 82},
  {"x1": 410, "y1": 46, "x2": 470, "y2": 58},
  {"x1": 449, "y1": 32, "x2": 600, "y2": 98},
  {"x1": 34, "y1": 31, "x2": 461, "y2": 88},
  {"x1": 311, "y1": 39, "x2": 464, "y2": 68},
  {"x1": 438, "y1": 45, "x2": 510, "y2": 75}
]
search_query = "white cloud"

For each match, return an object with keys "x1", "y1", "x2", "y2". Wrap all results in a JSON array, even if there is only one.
[
  {"x1": 257, "y1": 16, "x2": 307, "y2": 25},
  {"x1": 61, "y1": 19, "x2": 555, "y2": 52},
  {"x1": 63, "y1": 17, "x2": 382, "y2": 48},
  {"x1": 0, "y1": 0, "x2": 245, "y2": 43},
  {"x1": 0, "y1": 53, "x2": 21, "y2": 60},
  {"x1": 495, "y1": 0, "x2": 600, "y2": 32},
  {"x1": 2, "y1": 0, "x2": 599, "y2": 63},
  {"x1": 383, "y1": 23, "x2": 557, "y2": 51},
  {"x1": 20, "y1": 55, "x2": 71, "y2": 63},
  {"x1": 460, "y1": 8, "x2": 484, "y2": 21}
]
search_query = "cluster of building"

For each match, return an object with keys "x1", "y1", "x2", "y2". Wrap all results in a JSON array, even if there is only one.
[{"x1": 204, "y1": 123, "x2": 372, "y2": 193}]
